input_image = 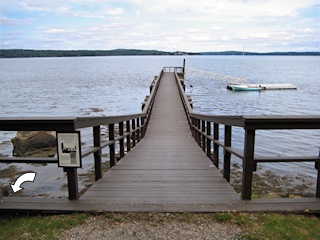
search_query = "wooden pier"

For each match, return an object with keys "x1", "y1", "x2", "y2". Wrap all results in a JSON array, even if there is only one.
[{"x1": 0, "y1": 67, "x2": 320, "y2": 213}]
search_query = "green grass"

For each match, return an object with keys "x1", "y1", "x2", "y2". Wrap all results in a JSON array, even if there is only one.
[
  {"x1": 0, "y1": 213, "x2": 87, "y2": 240},
  {"x1": 213, "y1": 212, "x2": 320, "y2": 240},
  {"x1": 0, "y1": 212, "x2": 319, "y2": 240}
]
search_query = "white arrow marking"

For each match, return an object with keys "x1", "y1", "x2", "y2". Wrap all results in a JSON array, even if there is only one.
[{"x1": 10, "y1": 172, "x2": 37, "y2": 193}]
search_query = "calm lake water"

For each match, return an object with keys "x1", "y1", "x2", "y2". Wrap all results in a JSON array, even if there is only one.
[{"x1": 0, "y1": 55, "x2": 319, "y2": 197}]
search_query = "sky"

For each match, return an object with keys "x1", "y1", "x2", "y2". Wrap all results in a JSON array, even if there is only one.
[{"x1": 1, "y1": 0, "x2": 319, "y2": 52}]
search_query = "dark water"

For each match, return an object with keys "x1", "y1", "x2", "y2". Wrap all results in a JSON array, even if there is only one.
[{"x1": 0, "y1": 55, "x2": 319, "y2": 197}]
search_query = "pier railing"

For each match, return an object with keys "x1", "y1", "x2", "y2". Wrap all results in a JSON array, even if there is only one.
[
  {"x1": 0, "y1": 69, "x2": 164, "y2": 200},
  {"x1": 1, "y1": 66, "x2": 319, "y2": 202},
  {"x1": 174, "y1": 68, "x2": 320, "y2": 200}
]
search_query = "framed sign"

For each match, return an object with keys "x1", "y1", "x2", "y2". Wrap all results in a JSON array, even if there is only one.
[{"x1": 57, "y1": 132, "x2": 82, "y2": 168}]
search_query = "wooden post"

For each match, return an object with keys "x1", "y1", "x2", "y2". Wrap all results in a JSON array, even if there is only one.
[
  {"x1": 63, "y1": 167, "x2": 79, "y2": 200},
  {"x1": 241, "y1": 129, "x2": 255, "y2": 200},
  {"x1": 109, "y1": 123, "x2": 115, "y2": 167},
  {"x1": 316, "y1": 162, "x2": 320, "y2": 198},
  {"x1": 316, "y1": 150, "x2": 320, "y2": 197},
  {"x1": 191, "y1": 117, "x2": 195, "y2": 139},
  {"x1": 197, "y1": 119, "x2": 201, "y2": 147},
  {"x1": 137, "y1": 118, "x2": 141, "y2": 142},
  {"x1": 141, "y1": 117, "x2": 145, "y2": 138},
  {"x1": 126, "y1": 120, "x2": 131, "y2": 152},
  {"x1": 119, "y1": 122, "x2": 124, "y2": 158},
  {"x1": 224, "y1": 125, "x2": 231, "y2": 182},
  {"x1": 183, "y1": 58, "x2": 186, "y2": 74},
  {"x1": 206, "y1": 121, "x2": 212, "y2": 160},
  {"x1": 213, "y1": 123, "x2": 219, "y2": 168},
  {"x1": 93, "y1": 126, "x2": 102, "y2": 181},
  {"x1": 202, "y1": 120, "x2": 206, "y2": 152},
  {"x1": 131, "y1": 119, "x2": 136, "y2": 147}
]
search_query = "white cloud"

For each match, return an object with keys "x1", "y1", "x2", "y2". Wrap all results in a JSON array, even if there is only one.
[
  {"x1": 0, "y1": 17, "x2": 34, "y2": 26},
  {"x1": 45, "y1": 28, "x2": 77, "y2": 34},
  {"x1": 1, "y1": 0, "x2": 319, "y2": 51},
  {"x1": 104, "y1": 7, "x2": 124, "y2": 15}
]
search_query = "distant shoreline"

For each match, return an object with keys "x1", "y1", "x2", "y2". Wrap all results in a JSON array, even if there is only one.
[{"x1": 1, "y1": 49, "x2": 319, "y2": 58}]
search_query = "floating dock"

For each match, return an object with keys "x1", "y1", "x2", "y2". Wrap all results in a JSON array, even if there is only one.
[{"x1": 227, "y1": 83, "x2": 297, "y2": 91}]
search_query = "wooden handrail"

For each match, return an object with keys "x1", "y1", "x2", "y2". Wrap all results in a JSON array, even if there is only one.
[
  {"x1": 0, "y1": 68, "x2": 164, "y2": 200},
  {"x1": 1, "y1": 66, "x2": 319, "y2": 201},
  {"x1": 173, "y1": 68, "x2": 320, "y2": 200}
]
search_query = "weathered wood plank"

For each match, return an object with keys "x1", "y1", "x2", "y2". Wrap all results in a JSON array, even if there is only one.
[
  {"x1": 78, "y1": 72, "x2": 240, "y2": 208},
  {"x1": 1, "y1": 71, "x2": 319, "y2": 214}
]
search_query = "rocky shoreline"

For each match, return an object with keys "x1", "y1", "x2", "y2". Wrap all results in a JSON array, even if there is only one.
[{"x1": 0, "y1": 131, "x2": 317, "y2": 199}]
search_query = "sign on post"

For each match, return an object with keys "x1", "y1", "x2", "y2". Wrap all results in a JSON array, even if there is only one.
[{"x1": 57, "y1": 132, "x2": 82, "y2": 168}]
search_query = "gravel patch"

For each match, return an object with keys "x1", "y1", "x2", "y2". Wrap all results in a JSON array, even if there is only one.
[{"x1": 60, "y1": 213, "x2": 243, "y2": 240}]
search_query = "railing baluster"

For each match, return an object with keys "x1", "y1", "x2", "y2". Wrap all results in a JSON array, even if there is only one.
[
  {"x1": 213, "y1": 123, "x2": 219, "y2": 168},
  {"x1": 119, "y1": 122, "x2": 124, "y2": 158},
  {"x1": 196, "y1": 119, "x2": 201, "y2": 146},
  {"x1": 141, "y1": 117, "x2": 145, "y2": 138},
  {"x1": 316, "y1": 161, "x2": 320, "y2": 198},
  {"x1": 126, "y1": 120, "x2": 131, "y2": 152},
  {"x1": 206, "y1": 121, "x2": 212, "y2": 160},
  {"x1": 109, "y1": 123, "x2": 115, "y2": 167},
  {"x1": 93, "y1": 126, "x2": 102, "y2": 181},
  {"x1": 202, "y1": 120, "x2": 206, "y2": 152},
  {"x1": 241, "y1": 129, "x2": 256, "y2": 200},
  {"x1": 137, "y1": 118, "x2": 141, "y2": 142},
  {"x1": 63, "y1": 167, "x2": 79, "y2": 200},
  {"x1": 224, "y1": 125, "x2": 232, "y2": 182},
  {"x1": 131, "y1": 119, "x2": 136, "y2": 147},
  {"x1": 316, "y1": 149, "x2": 320, "y2": 198},
  {"x1": 191, "y1": 117, "x2": 195, "y2": 138}
]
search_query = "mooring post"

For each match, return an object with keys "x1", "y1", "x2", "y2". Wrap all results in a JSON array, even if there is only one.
[
  {"x1": 93, "y1": 126, "x2": 102, "y2": 181},
  {"x1": 63, "y1": 167, "x2": 79, "y2": 200}
]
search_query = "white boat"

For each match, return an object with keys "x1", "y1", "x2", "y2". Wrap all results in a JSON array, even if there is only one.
[
  {"x1": 229, "y1": 84, "x2": 262, "y2": 91},
  {"x1": 227, "y1": 83, "x2": 297, "y2": 91}
]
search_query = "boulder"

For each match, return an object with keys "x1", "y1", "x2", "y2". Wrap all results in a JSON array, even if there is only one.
[{"x1": 11, "y1": 131, "x2": 57, "y2": 157}]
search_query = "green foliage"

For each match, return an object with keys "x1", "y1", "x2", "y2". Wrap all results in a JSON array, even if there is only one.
[
  {"x1": 1, "y1": 49, "x2": 319, "y2": 58},
  {"x1": 214, "y1": 212, "x2": 234, "y2": 222},
  {"x1": 0, "y1": 212, "x2": 319, "y2": 239},
  {"x1": 258, "y1": 214, "x2": 320, "y2": 240},
  {"x1": 213, "y1": 212, "x2": 320, "y2": 240},
  {"x1": 0, "y1": 49, "x2": 173, "y2": 58},
  {"x1": 0, "y1": 213, "x2": 88, "y2": 240}
]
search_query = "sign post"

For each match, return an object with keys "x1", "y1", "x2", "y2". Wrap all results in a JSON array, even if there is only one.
[
  {"x1": 56, "y1": 131, "x2": 81, "y2": 200},
  {"x1": 57, "y1": 132, "x2": 82, "y2": 168}
]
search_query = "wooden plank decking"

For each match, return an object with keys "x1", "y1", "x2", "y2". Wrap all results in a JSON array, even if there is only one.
[
  {"x1": 79, "y1": 72, "x2": 239, "y2": 207},
  {"x1": 1, "y1": 72, "x2": 320, "y2": 213}
]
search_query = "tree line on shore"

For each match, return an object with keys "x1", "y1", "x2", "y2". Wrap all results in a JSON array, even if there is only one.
[{"x1": 0, "y1": 49, "x2": 319, "y2": 58}]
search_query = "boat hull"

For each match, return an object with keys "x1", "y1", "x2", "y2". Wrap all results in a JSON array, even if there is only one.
[{"x1": 229, "y1": 85, "x2": 262, "y2": 91}]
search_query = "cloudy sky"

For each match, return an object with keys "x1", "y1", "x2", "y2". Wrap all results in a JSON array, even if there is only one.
[{"x1": 1, "y1": 0, "x2": 319, "y2": 52}]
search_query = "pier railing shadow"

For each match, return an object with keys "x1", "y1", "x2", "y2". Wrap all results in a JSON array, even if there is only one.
[{"x1": 174, "y1": 68, "x2": 320, "y2": 200}]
